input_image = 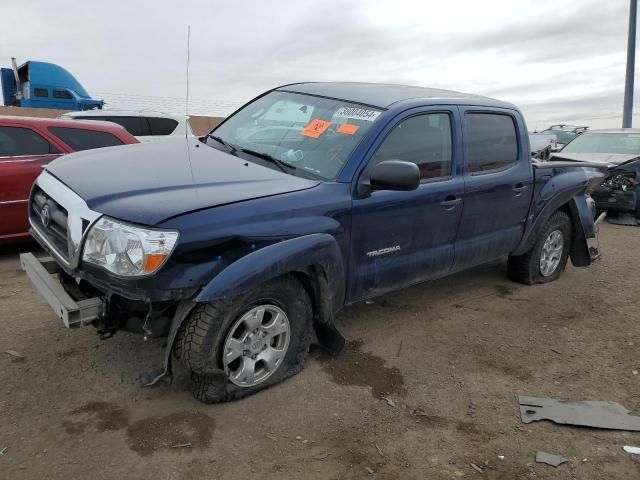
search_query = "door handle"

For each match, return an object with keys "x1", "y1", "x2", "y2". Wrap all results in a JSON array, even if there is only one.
[
  {"x1": 512, "y1": 183, "x2": 528, "y2": 194},
  {"x1": 440, "y1": 196, "x2": 462, "y2": 209}
]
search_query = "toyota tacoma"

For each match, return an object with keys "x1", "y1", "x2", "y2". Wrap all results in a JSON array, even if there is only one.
[{"x1": 21, "y1": 82, "x2": 604, "y2": 403}]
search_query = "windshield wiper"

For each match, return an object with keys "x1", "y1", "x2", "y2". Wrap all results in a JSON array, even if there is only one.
[
  {"x1": 239, "y1": 147, "x2": 296, "y2": 173},
  {"x1": 208, "y1": 135, "x2": 238, "y2": 155}
]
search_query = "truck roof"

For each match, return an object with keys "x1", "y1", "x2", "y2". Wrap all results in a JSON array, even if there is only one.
[
  {"x1": 19, "y1": 61, "x2": 93, "y2": 99},
  {"x1": 277, "y1": 82, "x2": 516, "y2": 110},
  {"x1": 63, "y1": 110, "x2": 188, "y2": 120},
  {"x1": 580, "y1": 128, "x2": 640, "y2": 134}
]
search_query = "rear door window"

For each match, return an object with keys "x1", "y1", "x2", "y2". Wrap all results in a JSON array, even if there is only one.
[
  {"x1": 72, "y1": 116, "x2": 150, "y2": 137},
  {"x1": 0, "y1": 126, "x2": 60, "y2": 156},
  {"x1": 48, "y1": 127, "x2": 124, "y2": 151},
  {"x1": 464, "y1": 113, "x2": 518, "y2": 173},
  {"x1": 147, "y1": 117, "x2": 179, "y2": 135}
]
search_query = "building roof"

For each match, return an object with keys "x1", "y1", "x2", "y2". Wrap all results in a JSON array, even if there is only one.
[
  {"x1": 62, "y1": 110, "x2": 187, "y2": 120},
  {"x1": 277, "y1": 82, "x2": 515, "y2": 110},
  {"x1": 580, "y1": 128, "x2": 640, "y2": 134}
]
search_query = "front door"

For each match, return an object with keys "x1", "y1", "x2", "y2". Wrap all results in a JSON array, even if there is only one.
[{"x1": 348, "y1": 108, "x2": 464, "y2": 302}]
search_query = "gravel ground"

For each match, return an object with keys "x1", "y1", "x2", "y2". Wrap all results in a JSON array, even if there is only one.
[{"x1": 0, "y1": 223, "x2": 639, "y2": 480}]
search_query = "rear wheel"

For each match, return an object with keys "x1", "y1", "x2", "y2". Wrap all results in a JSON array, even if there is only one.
[
  {"x1": 178, "y1": 275, "x2": 313, "y2": 403},
  {"x1": 508, "y1": 211, "x2": 572, "y2": 284}
]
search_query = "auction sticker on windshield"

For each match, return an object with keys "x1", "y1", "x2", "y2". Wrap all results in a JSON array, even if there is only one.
[
  {"x1": 301, "y1": 119, "x2": 332, "y2": 138},
  {"x1": 337, "y1": 123, "x2": 360, "y2": 135},
  {"x1": 334, "y1": 106, "x2": 381, "y2": 122}
]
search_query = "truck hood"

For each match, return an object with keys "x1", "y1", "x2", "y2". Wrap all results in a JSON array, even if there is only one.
[
  {"x1": 45, "y1": 138, "x2": 320, "y2": 225},
  {"x1": 550, "y1": 152, "x2": 640, "y2": 166}
]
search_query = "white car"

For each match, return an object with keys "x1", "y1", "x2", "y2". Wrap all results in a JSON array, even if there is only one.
[{"x1": 61, "y1": 110, "x2": 193, "y2": 143}]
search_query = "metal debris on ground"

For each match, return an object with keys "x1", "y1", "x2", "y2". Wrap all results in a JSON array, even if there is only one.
[
  {"x1": 3, "y1": 350, "x2": 24, "y2": 361},
  {"x1": 375, "y1": 444, "x2": 384, "y2": 456},
  {"x1": 0, "y1": 447, "x2": 6, "y2": 456},
  {"x1": 365, "y1": 466, "x2": 374, "y2": 474},
  {"x1": 536, "y1": 451, "x2": 569, "y2": 467},
  {"x1": 411, "y1": 408, "x2": 428, "y2": 417},
  {"x1": 170, "y1": 443, "x2": 192, "y2": 449},
  {"x1": 623, "y1": 446, "x2": 640, "y2": 455},
  {"x1": 607, "y1": 213, "x2": 639, "y2": 226},
  {"x1": 382, "y1": 397, "x2": 396, "y2": 407},
  {"x1": 470, "y1": 463, "x2": 483, "y2": 473},
  {"x1": 519, "y1": 396, "x2": 640, "y2": 431}
]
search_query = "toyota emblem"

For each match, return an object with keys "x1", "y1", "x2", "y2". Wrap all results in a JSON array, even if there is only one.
[{"x1": 41, "y1": 204, "x2": 51, "y2": 227}]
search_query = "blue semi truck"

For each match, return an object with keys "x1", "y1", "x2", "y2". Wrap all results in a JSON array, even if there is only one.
[{"x1": 1, "y1": 57, "x2": 103, "y2": 111}]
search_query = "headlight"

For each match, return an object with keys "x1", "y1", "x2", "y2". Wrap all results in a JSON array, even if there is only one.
[{"x1": 82, "y1": 217, "x2": 179, "y2": 276}]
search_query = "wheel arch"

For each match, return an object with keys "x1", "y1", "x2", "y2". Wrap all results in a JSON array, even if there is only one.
[
  {"x1": 194, "y1": 233, "x2": 346, "y2": 354},
  {"x1": 514, "y1": 194, "x2": 595, "y2": 267}
]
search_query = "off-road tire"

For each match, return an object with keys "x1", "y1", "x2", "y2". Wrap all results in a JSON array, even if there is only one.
[
  {"x1": 507, "y1": 211, "x2": 572, "y2": 285},
  {"x1": 178, "y1": 275, "x2": 313, "y2": 403},
  {"x1": 172, "y1": 325, "x2": 184, "y2": 360}
]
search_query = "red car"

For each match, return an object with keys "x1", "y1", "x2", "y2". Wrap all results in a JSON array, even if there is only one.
[{"x1": 0, "y1": 116, "x2": 139, "y2": 240}]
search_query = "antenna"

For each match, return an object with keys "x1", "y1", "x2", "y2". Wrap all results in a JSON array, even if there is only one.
[{"x1": 185, "y1": 25, "x2": 191, "y2": 130}]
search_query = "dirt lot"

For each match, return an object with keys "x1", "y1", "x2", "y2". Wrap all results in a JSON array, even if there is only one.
[{"x1": 1, "y1": 223, "x2": 639, "y2": 480}]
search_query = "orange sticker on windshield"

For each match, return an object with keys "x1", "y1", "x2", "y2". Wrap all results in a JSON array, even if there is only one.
[
  {"x1": 337, "y1": 123, "x2": 360, "y2": 135},
  {"x1": 301, "y1": 119, "x2": 332, "y2": 138}
]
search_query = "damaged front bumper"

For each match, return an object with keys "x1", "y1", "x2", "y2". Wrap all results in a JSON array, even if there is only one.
[
  {"x1": 20, "y1": 252, "x2": 197, "y2": 386},
  {"x1": 20, "y1": 251, "x2": 182, "y2": 337},
  {"x1": 20, "y1": 253, "x2": 104, "y2": 328}
]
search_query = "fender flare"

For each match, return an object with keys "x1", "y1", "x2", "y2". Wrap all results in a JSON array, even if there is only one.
[
  {"x1": 195, "y1": 233, "x2": 345, "y2": 307},
  {"x1": 144, "y1": 234, "x2": 347, "y2": 385},
  {"x1": 513, "y1": 193, "x2": 595, "y2": 267},
  {"x1": 198, "y1": 233, "x2": 346, "y2": 356}
]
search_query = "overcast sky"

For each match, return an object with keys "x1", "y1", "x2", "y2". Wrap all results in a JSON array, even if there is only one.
[{"x1": 1, "y1": 0, "x2": 637, "y2": 128}]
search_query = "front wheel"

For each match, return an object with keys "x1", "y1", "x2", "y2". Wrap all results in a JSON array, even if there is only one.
[
  {"x1": 508, "y1": 211, "x2": 572, "y2": 285},
  {"x1": 178, "y1": 275, "x2": 313, "y2": 403}
]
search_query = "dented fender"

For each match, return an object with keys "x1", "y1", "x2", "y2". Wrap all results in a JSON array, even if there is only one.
[
  {"x1": 514, "y1": 193, "x2": 596, "y2": 266},
  {"x1": 145, "y1": 234, "x2": 347, "y2": 385},
  {"x1": 195, "y1": 233, "x2": 345, "y2": 308}
]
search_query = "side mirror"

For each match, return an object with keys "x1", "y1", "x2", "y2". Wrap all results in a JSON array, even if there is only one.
[{"x1": 370, "y1": 160, "x2": 420, "y2": 191}]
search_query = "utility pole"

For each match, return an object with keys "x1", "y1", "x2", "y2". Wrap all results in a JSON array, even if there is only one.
[{"x1": 623, "y1": 0, "x2": 637, "y2": 128}]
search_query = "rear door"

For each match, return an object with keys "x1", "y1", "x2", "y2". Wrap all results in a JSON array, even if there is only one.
[
  {"x1": 72, "y1": 116, "x2": 151, "y2": 140},
  {"x1": 348, "y1": 107, "x2": 464, "y2": 301},
  {"x1": 452, "y1": 108, "x2": 533, "y2": 271},
  {"x1": 0, "y1": 125, "x2": 63, "y2": 238}
]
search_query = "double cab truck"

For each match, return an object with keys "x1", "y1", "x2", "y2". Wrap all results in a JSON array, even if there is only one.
[{"x1": 20, "y1": 82, "x2": 604, "y2": 403}]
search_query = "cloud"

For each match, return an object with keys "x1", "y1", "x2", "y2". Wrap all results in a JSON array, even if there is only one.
[{"x1": 0, "y1": 0, "x2": 637, "y2": 128}]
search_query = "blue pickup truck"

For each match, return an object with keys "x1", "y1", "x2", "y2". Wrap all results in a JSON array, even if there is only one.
[{"x1": 21, "y1": 82, "x2": 604, "y2": 403}]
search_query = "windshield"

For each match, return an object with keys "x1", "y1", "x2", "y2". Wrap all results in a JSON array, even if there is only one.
[
  {"x1": 561, "y1": 132, "x2": 640, "y2": 155},
  {"x1": 208, "y1": 91, "x2": 382, "y2": 180}
]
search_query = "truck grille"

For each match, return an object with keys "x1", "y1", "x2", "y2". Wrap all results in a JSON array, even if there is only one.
[{"x1": 30, "y1": 185, "x2": 70, "y2": 261}]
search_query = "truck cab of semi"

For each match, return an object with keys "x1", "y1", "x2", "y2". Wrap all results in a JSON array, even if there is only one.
[{"x1": 1, "y1": 58, "x2": 103, "y2": 111}]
